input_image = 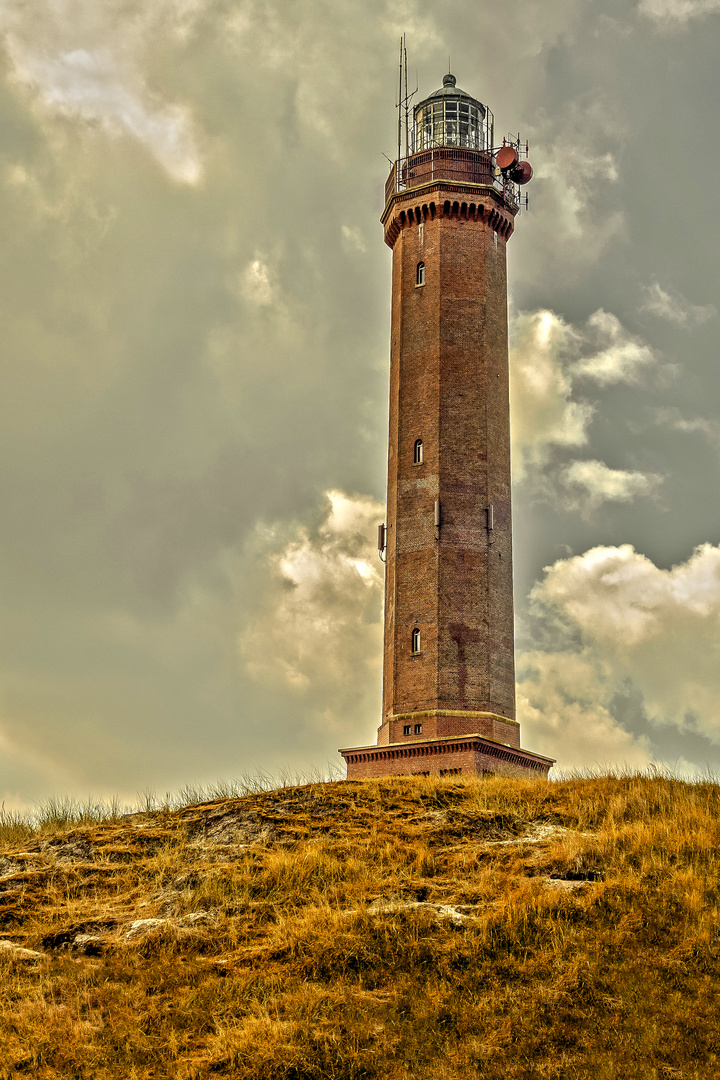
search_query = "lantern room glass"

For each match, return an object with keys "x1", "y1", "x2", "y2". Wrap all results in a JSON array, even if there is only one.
[{"x1": 413, "y1": 98, "x2": 486, "y2": 151}]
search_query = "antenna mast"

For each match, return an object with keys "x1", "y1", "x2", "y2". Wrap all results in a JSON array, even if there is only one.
[
  {"x1": 395, "y1": 34, "x2": 417, "y2": 160},
  {"x1": 404, "y1": 39, "x2": 410, "y2": 158},
  {"x1": 397, "y1": 38, "x2": 403, "y2": 165}
]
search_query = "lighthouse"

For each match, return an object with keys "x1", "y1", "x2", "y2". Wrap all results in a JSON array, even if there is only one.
[{"x1": 340, "y1": 73, "x2": 553, "y2": 780}]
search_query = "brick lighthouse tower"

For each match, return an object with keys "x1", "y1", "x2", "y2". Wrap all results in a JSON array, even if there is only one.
[{"x1": 340, "y1": 72, "x2": 553, "y2": 780}]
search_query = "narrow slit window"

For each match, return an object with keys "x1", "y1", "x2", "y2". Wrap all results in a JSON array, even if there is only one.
[
  {"x1": 414, "y1": 439, "x2": 423, "y2": 464},
  {"x1": 411, "y1": 628, "x2": 421, "y2": 654},
  {"x1": 416, "y1": 261, "x2": 425, "y2": 286}
]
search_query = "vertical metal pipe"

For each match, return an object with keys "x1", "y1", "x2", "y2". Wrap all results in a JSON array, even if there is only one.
[
  {"x1": 397, "y1": 38, "x2": 402, "y2": 171},
  {"x1": 404, "y1": 42, "x2": 409, "y2": 160}
]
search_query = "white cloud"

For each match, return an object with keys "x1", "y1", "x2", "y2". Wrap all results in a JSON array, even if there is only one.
[
  {"x1": 570, "y1": 309, "x2": 657, "y2": 386},
  {"x1": 653, "y1": 407, "x2": 720, "y2": 443},
  {"x1": 341, "y1": 225, "x2": 367, "y2": 254},
  {"x1": 526, "y1": 543, "x2": 720, "y2": 744},
  {"x1": 560, "y1": 459, "x2": 662, "y2": 512},
  {"x1": 641, "y1": 281, "x2": 716, "y2": 326},
  {"x1": 510, "y1": 308, "x2": 657, "y2": 479},
  {"x1": 0, "y1": 2, "x2": 202, "y2": 183},
  {"x1": 510, "y1": 310, "x2": 593, "y2": 479},
  {"x1": 534, "y1": 143, "x2": 621, "y2": 244},
  {"x1": 638, "y1": 0, "x2": 720, "y2": 24},
  {"x1": 242, "y1": 259, "x2": 276, "y2": 307},
  {"x1": 240, "y1": 491, "x2": 384, "y2": 735},
  {"x1": 517, "y1": 97, "x2": 627, "y2": 280},
  {"x1": 518, "y1": 651, "x2": 652, "y2": 770}
]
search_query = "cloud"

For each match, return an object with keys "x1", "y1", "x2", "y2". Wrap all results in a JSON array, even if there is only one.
[
  {"x1": 0, "y1": 1, "x2": 202, "y2": 183},
  {"x1": 510, "y1": 308, "x2": 657, "y2": 479},
  {"x1": 242, "y1": 258, "x2": 276, "y2": 307},
  {"x1": 0, "y1": 0, "x2": 717, "y2": 803},
  {"x1": 653, "y1": 407, "x2": 720, "y2": 444},
  {"x1": 341, "y1": 226, "x2": 367, "y2": 255},
  {"x1": 525, "y1": 543, "x2": 720, "y2": 749},
  {"x1": 518, "y1": 651, "x2": 652, "y2": 770},
  {"x1": 638, "y1": 0, "x2": 720, "y2": 24},
  {"x1": 240, "y1": 491, "x2": 384, "y2": 736},
  {"x1": 569, "y1": 310, "x2": 657, "y2": 386},
  {"x1": 0, "y1": 0, "x2": 409, "y2": 805},
  {"x1": 641, "y1": 282, "x2": 716, "y2": 326},
  {"x1": 514, "y1": 95, "x2": 627, "y2": 283},
  {"x1": 510, "y1": 310, "x2": 593, "y2": 479},
  {"x1": 533, "y1": 142, "x2": 621, "y2": 245},
  {"x1": 535, "y1": 542, "x2": 720, "y2": 646},
  {"x1": 559, "y1": 459, "x2": 662, "y2": 512}
]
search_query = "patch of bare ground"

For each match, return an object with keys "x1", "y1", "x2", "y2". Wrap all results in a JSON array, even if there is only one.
[{"x1": 0, "y1": 773, "x2": 718, "y2": 1078}]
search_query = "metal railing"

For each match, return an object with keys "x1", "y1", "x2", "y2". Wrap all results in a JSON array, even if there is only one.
[{"x1": 385, "y1": 148, "x2": 518, "y2": 208}]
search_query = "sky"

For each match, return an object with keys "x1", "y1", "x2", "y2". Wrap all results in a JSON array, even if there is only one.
[{"x1": 1, "y1": 0, "x2": 720, "y2": 809}]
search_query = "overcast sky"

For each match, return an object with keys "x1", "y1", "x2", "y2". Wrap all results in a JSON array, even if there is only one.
[{"x1": 1, "y1": 0, "x2": 719, "y2": 809}]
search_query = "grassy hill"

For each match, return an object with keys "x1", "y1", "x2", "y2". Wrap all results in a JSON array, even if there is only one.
[{"x1": 0, "y1": 772, "x2": 718, "y2": 1079}]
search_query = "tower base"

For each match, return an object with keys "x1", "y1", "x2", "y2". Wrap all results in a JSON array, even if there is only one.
[{"x1": 339, "y1": 734, "x2": 554, "y2": 781}]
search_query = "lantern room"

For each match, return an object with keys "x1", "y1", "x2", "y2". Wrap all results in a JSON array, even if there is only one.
[{"x1": 413, "y1": 73, "x2": 492, "y2": 152}]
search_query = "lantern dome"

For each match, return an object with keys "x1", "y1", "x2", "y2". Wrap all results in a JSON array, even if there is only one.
[{"x1": 413, "y1": 73, "x2": 488, "y2": 152}]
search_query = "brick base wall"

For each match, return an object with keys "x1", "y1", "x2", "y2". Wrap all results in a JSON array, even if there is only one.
[{"x1": 340, "y1": 735, "x2": 553, "y2": 781}]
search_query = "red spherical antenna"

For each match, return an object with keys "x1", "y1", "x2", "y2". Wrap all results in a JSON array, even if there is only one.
[{"x1": 512, "y1": 160, "x2": 533, "y2": 185}]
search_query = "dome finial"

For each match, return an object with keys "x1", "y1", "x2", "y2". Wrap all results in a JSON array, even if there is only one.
[{"x1": 443, "y1": 72, "x2": 456, "y2": 87}]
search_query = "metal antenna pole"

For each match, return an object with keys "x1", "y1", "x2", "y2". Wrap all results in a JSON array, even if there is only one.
[
  {"x1": 397, "y1": 38, "x2": 402, "y2": 167},
  {"x1": 404, "y1": 38, "x2": 409, "y2": 159}
]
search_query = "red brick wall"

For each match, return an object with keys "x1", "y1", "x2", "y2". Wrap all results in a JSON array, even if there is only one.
[
  {"x1": 379, "y1": 711, "x2": 521, "y2": 747},
  {"x1": 380, "y1": 161, "x2": 517, "y2": 748},
  {"x1": 342, "y1": 737, "x2": 550, "y2": 781}
]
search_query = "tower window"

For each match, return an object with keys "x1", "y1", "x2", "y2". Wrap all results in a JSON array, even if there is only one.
[
  {"x1": 414, "y1": 724, "x2": 422, "y2": 735},
  {"x1": 403, "y1": 725, "x2": 411, "y2": 736},
  {"x1": 414, "y1": 439, "x2": 423, "y2": 464},
  {"x1": 416, "y1": 261, "x2": 425, "y2": 286},
  {"x1": 411, "y1": 628, "x2": 421, "y2": 653}
]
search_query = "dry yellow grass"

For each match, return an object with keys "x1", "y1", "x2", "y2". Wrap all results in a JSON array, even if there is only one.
[{"x1": 0, "y1": 772, "x2": 718, "y2": 1078}]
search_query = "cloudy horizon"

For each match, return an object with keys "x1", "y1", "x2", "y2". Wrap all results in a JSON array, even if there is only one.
[{"x1": 1, "y1": 0, "x2": 719, "y2": 810}]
